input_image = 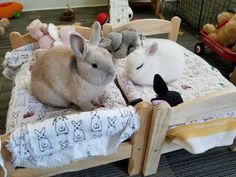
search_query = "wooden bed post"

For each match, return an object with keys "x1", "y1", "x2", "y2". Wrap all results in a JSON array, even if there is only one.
[
  {"x1": 9, "y1": 32, "x2": 36, "y2": 49},
  {"x1": 128, "y1": 101, "x2": 153, "y2": 176},
  {"x1": 168, "y1": 16, "x2": 181, "y2": 42},
  {"x1": 230, "y1": 139, "x2": 236, "y2": 151},
  {"x1": 142, "y1": 102, "x2": 172, "y2": 176}
]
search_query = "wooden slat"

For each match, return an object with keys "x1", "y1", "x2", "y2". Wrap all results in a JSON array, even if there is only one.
[
  {"x1": 0, "y1": 138, "x2": 132, "y2": 177},
  {"x1": 9, "y1": 32, "x2": 36, "y2": 49},
  {"x1": 9, "y1": 25, "x2": 92, "y2": 49},
  {"x1": 142, "y1": 102, "x2": 172, "y2": 176},
  {"x1": 128, "y1": 101, "x2": 153, "y2": 176},
  {"x1": 161, "y1": 139, "x2": 182, "y2": 154},
  {"x1": 103, "y1": 16, "x2": 181, "y2": 42},
  {"x1": 171, "y1": 88, "x2": 236, "y2": 125}
]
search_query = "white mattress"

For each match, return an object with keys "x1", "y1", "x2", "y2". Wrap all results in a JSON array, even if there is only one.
[{"x1": 116, "y1": 38, "x2": 235, "y2": 103}]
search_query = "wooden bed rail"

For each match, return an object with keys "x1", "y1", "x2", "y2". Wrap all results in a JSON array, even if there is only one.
[
  {"x1": 9, "y1": 17, "x2": 181, "y2": 49},
  {"x1": 0, "y1": 101, "x2": 153, "y2": 177},
  {"x1": 103, "y1": 16, "x2": 181, "y2": 42},
  {"x1": 9, "y1": 25, "x2": 92, "y2": 49},
  {"x1": 171, "y1": 88, "x2": 236, "y2": 125}
]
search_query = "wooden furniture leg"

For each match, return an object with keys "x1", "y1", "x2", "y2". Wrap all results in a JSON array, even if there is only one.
[
  {"x1": 142, "y1": 102, "x2": 172, "y2": 176},
  {"x1": 151, "y1": 0, "x2": 165, "y2": 19},
  {"x1": 128, "y1": 102, "x2": 153, "y2": 176},
  {"x1": 230, "y1": 139, "x2": 236, "y2": 151}
]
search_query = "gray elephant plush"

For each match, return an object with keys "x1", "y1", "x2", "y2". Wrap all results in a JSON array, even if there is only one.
[{"x1": 99, "y1": 28, "x2": 142, "y2": 58}]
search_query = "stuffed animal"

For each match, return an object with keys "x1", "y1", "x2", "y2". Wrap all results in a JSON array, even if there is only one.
[
  {"x1": 27, "y1": 19, "x2": 76, "y2": 49},
  {"x1": 0, "y1": 18, "x2": 10, "y2": 36},
  {"x1": 27, "y1": 19, "x2": 54, "y2": 49},
  {"x1": 217, "y1": 11, "x2": 235, "y2": 24},
  {"x1": 31, "y1": 21, "x2": 116, "y2": 111},
  {"x1": 109, "y1": 0, "x2": 133, "y2": 25},
  {"x1": 151, "y1": 74, "x2": 183, "y2": 107},
  {"x1": 203, "y1": 10, "x2": 236, "y2": 52},
  {"x1": 217, "y1": 8, "x2": 236, "y2": 24},
  {"x1": 125, "y1": 39, "x2": 185, "y2": 86},
  {"x1": 59, "y1": 26, "x2": 76, "y2": 45},
  {"x1": 99, "y1": 27, "x2": 141, "y2": 58}
]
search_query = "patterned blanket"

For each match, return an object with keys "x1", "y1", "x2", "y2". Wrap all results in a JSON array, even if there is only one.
[{"x1": 2, "y1": 43, "x2": 140, "y2": 168}]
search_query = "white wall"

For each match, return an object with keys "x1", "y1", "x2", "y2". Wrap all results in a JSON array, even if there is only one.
[{"x1": 12, "y1": 0, "x2": 107, "y2": 11}]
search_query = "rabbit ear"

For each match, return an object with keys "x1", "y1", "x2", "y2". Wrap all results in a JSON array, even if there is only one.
[
  {"x1": 153, "y1": 74, "x2": 169, "y2": 96},
  {"x1": 146, "y1": 42, "x2": 158, "y2": 56},
  {"x1": 89, "y1": 21, "x2": 101, "y2": 46},
  {"x1": 70, "y1": 33, "x2": 88, "y2": 60}
]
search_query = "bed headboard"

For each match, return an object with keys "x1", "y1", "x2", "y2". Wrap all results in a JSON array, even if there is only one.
[
  {"x1": 9, "y1": 16, "x2": 181, "y2": 49},
  {"x1": 9, "y1": 25, "x2": 92, "y2": 49},
  {"x1": 103, "y1": 16, "x2": 181, "y2": 42}
]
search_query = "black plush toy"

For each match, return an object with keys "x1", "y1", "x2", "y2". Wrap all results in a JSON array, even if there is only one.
[{"x1": 151, "y1": 74, "x2": 183, "y2": 107}]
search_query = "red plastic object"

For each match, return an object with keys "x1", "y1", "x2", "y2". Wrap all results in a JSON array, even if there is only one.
[
  {"x1": 96, "y1": 12, "x2": 108, "y2": 25},
  {"x1": 198, "y1": 22, "x2": 236, "y2": 63},
  {"x1": 0, "y1": 2, "x2": 23, "y2": 18}
]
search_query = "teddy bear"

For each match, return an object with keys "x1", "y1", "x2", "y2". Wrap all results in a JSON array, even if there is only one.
[
  {"x1": 99, "y1": 27, "x2": 141, "y2": 58},
  {"x1": 203, "y1": 12, "x2": 236, "y2": 52},
  {"x1": 217, "y1": 11, "x2": 235, "y2": 25},
  {"x1": 0, "y1": 18, "x2": 10, "y2": 36}
]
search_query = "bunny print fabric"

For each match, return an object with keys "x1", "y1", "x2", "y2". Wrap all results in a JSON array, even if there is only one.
[
  {"x1": 7, "y1": 106, "x2": 139, "y2": 168},
  {"x1": 3, "y1": 43, "x2": 139, "y2": 168},
  {"x1": 2, "y1": 43, "x2": 38, "y2": 80}
]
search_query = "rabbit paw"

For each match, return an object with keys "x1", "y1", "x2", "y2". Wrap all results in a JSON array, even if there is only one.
[
  {"x1": 91, "y1": 98, "x2": 104, "y2": 107},
  {"x1": 79, "y1": 101, "x2": 97, "y2": 111}
]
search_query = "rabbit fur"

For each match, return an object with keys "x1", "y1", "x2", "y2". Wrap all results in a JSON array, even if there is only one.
[
  {"x1": 31, "y1": 21, "x2": 116, "y2": 111},
  {"x1": 126, "y1": 39, "x2": 185, "y2": 86}
]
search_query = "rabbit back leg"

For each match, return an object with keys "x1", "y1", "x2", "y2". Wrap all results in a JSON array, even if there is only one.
[{"x1": 32, "y1": 81, "x2": 70, "y2": 108}]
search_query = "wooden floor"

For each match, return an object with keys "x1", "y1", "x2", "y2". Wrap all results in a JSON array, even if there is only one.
[{"x1": 0, "y1": 4, "x2": 235, "y2": 177}]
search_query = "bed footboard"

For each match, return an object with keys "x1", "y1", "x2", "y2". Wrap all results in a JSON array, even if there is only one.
[
  {"x1": 0, "y1": 137, "x2": 132, "y2": 177},
  {"x1": 0, "y1": 102, "x2": 153, "y2": 177},
  {"x1": 142, "y1": 102, "x2": 172, "y2": 176}
]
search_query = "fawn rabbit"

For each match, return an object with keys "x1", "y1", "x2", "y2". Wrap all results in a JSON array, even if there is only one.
[{"x1": 31, "y1": 21, "x2": 115, "y2": 111}]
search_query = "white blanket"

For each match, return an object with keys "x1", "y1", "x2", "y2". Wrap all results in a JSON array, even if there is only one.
[{"x1": 7, "y1": 106, "x2": 139, "y2": 168}]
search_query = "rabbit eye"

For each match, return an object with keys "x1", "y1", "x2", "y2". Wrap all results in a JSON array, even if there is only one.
[
  {"x1": 136, "y1": 63, "x2": 144, "y2": 70},
  {"x1": 92, "y1": 63, "x2": 98, "y2": 68}
]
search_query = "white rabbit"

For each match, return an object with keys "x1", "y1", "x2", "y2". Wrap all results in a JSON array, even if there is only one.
[
  {"x1": 126, "y1": 39, "x2": 185, "y2": 86},
  {"x1": 31, "y1": 21, "x2": 116, "y2": 111}
]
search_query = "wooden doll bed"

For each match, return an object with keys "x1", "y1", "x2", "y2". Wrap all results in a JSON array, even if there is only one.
[
  {"x1": 103, "y1": 16, "x2": 236, "y2": 176},
  {"x1": 0, "y1": 24, "x2": 155, "y2": 177}
]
